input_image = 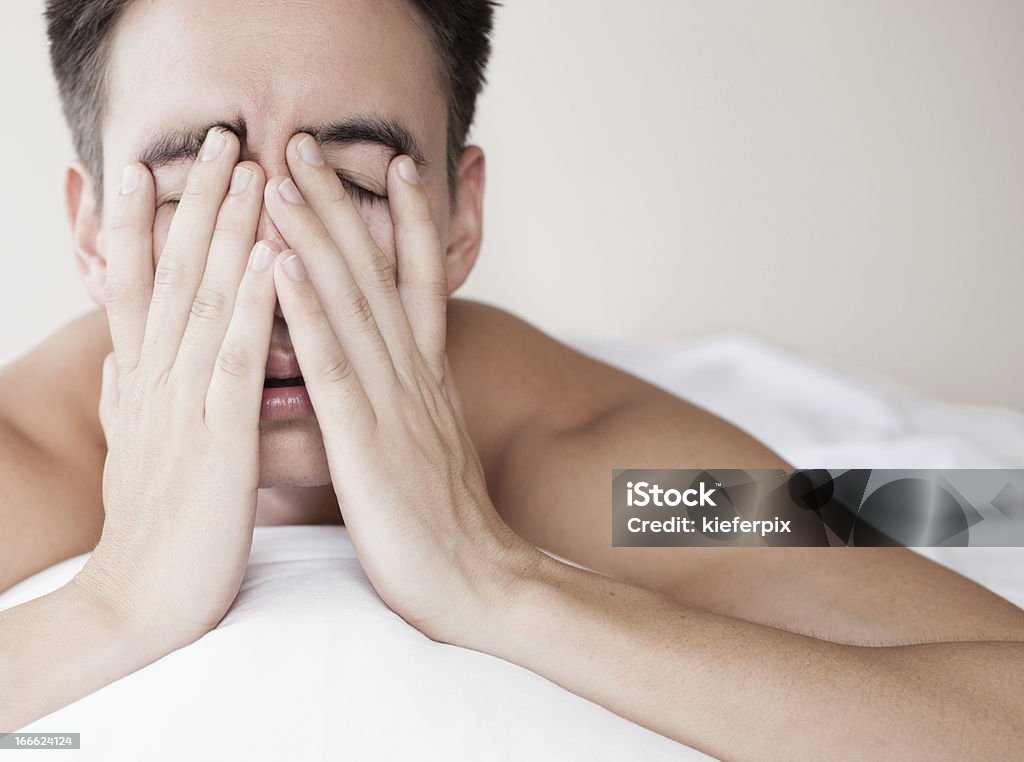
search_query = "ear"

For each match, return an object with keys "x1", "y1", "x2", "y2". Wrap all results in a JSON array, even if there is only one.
[
  {"x1": 66, "y1": 158, "x2": 106, "y2": 308},
  {"x1": 443, "y1": 145, "x2": 485, "y2": 294}
]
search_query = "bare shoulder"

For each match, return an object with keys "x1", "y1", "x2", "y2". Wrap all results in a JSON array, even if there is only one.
[
  {"x1": 444, "y1": 298, "x2": 654, "y2": 470},
  {"x1": 445, "y1": 298, "x2": 787, "y2": 476},
  {"x1": 0, "y1": 310, "x2": 110, "y2": 592},
  {"x1": 445, "y1": 297, "x2": 670, "y2": 422}
]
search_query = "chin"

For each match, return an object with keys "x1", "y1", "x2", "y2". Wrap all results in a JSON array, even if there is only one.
[{"x1": 257, "y1": 418, "x2": 332, "y2": 487}]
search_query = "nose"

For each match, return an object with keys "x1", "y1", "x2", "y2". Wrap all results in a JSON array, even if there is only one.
[{"x1": 242, "y1": 146, "x2": 289, "y2": 250}]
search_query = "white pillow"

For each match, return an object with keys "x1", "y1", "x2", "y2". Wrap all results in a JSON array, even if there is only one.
[{"x1": 5, "y1": 526, "x2": 706, "y2": 761}]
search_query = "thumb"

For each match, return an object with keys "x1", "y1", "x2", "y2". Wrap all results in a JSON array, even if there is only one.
[{"x1": 98, "y1": 351, "x2": 120, "y2": 447}]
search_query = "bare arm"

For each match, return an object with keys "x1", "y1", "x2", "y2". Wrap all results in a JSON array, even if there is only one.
[
  {"x1": 0, "y1": 580, "x2": 177, "y2": 731},
  {"x1": 485, "y1": 378, "x2": 1024, "y2": 645},
  {"x1": 0, "y1": 365, "x2": 105, "y2": 593},
  {"x1": 0, "y1": 415, "x2": 123, "y2": 730},
  {"x1": 464, "y1": 554, "x2": 1024, "y2": 760},
  {"x1": 461, "y1": 374, "x2": 1024, "y2": 756}
]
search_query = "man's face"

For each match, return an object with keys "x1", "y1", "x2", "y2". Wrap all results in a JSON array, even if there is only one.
[{"x1": 99, "y1": 0, "x2": 451, "y2": 487}]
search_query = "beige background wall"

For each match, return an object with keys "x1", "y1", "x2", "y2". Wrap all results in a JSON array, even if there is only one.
[{"x1": 2, "y1": 0, "x2": 1021, "y2": 410}]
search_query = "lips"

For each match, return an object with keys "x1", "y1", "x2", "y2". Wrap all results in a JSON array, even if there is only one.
[
  {"x1": 260, "y1": 317, "x2": 313, "y2": 418},
  {"x1": 265, "y1": 376, "x2": 304, "y2": 388},
  {"x1": 265, "y1": 348, "x2": 304, "y2": 388}
]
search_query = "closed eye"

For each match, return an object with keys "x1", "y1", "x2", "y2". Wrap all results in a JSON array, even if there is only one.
[
  {"x1": 158, "y1": 174, "x2": 387, "y2": 209},
  {"x1": 336, "y1": 172, "x2": 388, "y2": 207}
]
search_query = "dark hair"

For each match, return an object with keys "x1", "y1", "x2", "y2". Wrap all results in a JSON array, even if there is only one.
[{"x1": 44, "y1": 0, "x2": 499, "y2": 217}]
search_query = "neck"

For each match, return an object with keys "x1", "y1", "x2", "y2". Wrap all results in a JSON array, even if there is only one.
[{"x1": 255, "y1": 483, "x2": 342, "y2": 526}]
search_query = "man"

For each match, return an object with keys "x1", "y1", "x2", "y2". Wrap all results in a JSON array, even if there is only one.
[{"x1": 1, "y1": 0, "x2": 1021, "y2": 756}]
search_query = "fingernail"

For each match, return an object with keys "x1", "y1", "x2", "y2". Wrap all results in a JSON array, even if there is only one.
[
  {"x1": 120, "y1": 164, "x2": 141, "y2": 194},
  {"x1": 199, "y1": 128, "x2": 226, "y2": 161},
  {"x1": 397, "y1": 156, "x2": 419, "y2": 185},
  {"x1": 229, "y1": 165, "x2": 253, "y2": 194},
  {"x1": 250, "y1": 242, "x2": 275, "y2": 271},
  {"x1": 278, "y1": 178, "x2": 305, "y2": 205},
  {"x1": 298, "y1": 136, "x2": 325, "y2": 166},
  {"x1": 282, "y1": 253, "x2": 306, "y2": 281}
]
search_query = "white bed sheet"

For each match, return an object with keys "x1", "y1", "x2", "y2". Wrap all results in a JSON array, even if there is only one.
[
  {"x1": 3, "y1": 332, "x2": 1022, "y2": 761},
  {"x1": 567, "y1": 332, "x2": 1024, "y2": 607}
]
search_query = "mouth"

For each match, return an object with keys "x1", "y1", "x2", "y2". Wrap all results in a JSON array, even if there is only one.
[
  {"x1": 260, "y1": 356, "x2": 315, "y2": 420},
  {"x1": 264, "y1": 375, "x2": 305, "y2": 388},
  {"x1": 260, "y1": 324, "x2": 314, "y2": 418},
  {"x1": 263, "y1": 346, "x2": 305, "y2": 389}
]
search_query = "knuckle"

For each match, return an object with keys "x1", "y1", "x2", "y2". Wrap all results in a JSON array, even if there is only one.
[
  {"x1": 361, "y1": 252, "x2": 397, "y2": 293},
  {"x1": 179, "y1": 181, "x2": 211, "y2": 205},
  {"x1": 190, "y1": 285, "x2": 230, "y2": 323},
  {"x1": 216, "y1": 345, "x2": 252, "y2": 379},
  {"x1": 209, "y1": 200, "x2": 251, "y2": 239},
  {"x1": 117, "y1": 367, "x2": 161, "y2": 417},
  {"x1": 311, "y1": 223, "x2": 335, "y2": 247},
  {"x1": 342, "y1": 287, "x2": 376, "y2": 328},
  {"x1": 319, "y1": 353, "x2": 355, "y2": 385},
  {"x1": 212, "y1": 212, "x2": 245, "y2": 240},
  {"x1": 102, "y1": 274, "x2": 141, "y2": 310},
  {"x1": 153, "y1": 254, "x2": 193, "y2": 291},
  {"x1": 181, "y1": 170, "x2": 226, "y2": 205},
  {"x1": 422, "y1": 276, "x2": 449, "y2": 302},
  {"x1": 231, "y1": 281, "x2": 262, "y2": 316}
]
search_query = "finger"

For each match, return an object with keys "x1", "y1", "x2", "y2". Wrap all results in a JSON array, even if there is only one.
[
  {"x1": 139, "y1": 127, "x2": 240, "y2": 375},
  {"x1": 172, "y1": 161, "x2": 267, "y2": 392},
  {"x1": 204, "y1": 240, "x2": 281, "y2": 436},
  {"x1": 443, "y1": 354, "x2": 466, "y2": 425},
  {"x1": 272, "y1": 250, "x2": 375, "y2": 446},
  {"x1": 103, "y1": 161, "x2": 156, "y2": 377},
  {"x1": 280, "y1": 132, "x2": 415, "y2": 351},
  {"x1": 98, "y1": 351, "x2": 119, "y2": 447},
  {"x1": 387, "y1": 155, "x2": 448, "y2": 382},
  {"x1": 263, "y1": 173, "x2": 396, "y2": 393}
]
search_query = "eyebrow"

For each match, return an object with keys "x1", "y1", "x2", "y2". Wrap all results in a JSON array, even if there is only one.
[{"x1": 136, "y1": 114, "x2": 426, "y2": 170}]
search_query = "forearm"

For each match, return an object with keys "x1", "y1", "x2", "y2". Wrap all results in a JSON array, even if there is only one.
[
  {"x1": 0, "y1": 575, "x2": 177, "y2": 731},
  {"x1": 466, "y1": 555, "x2": 1023, "y2": 761}
]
